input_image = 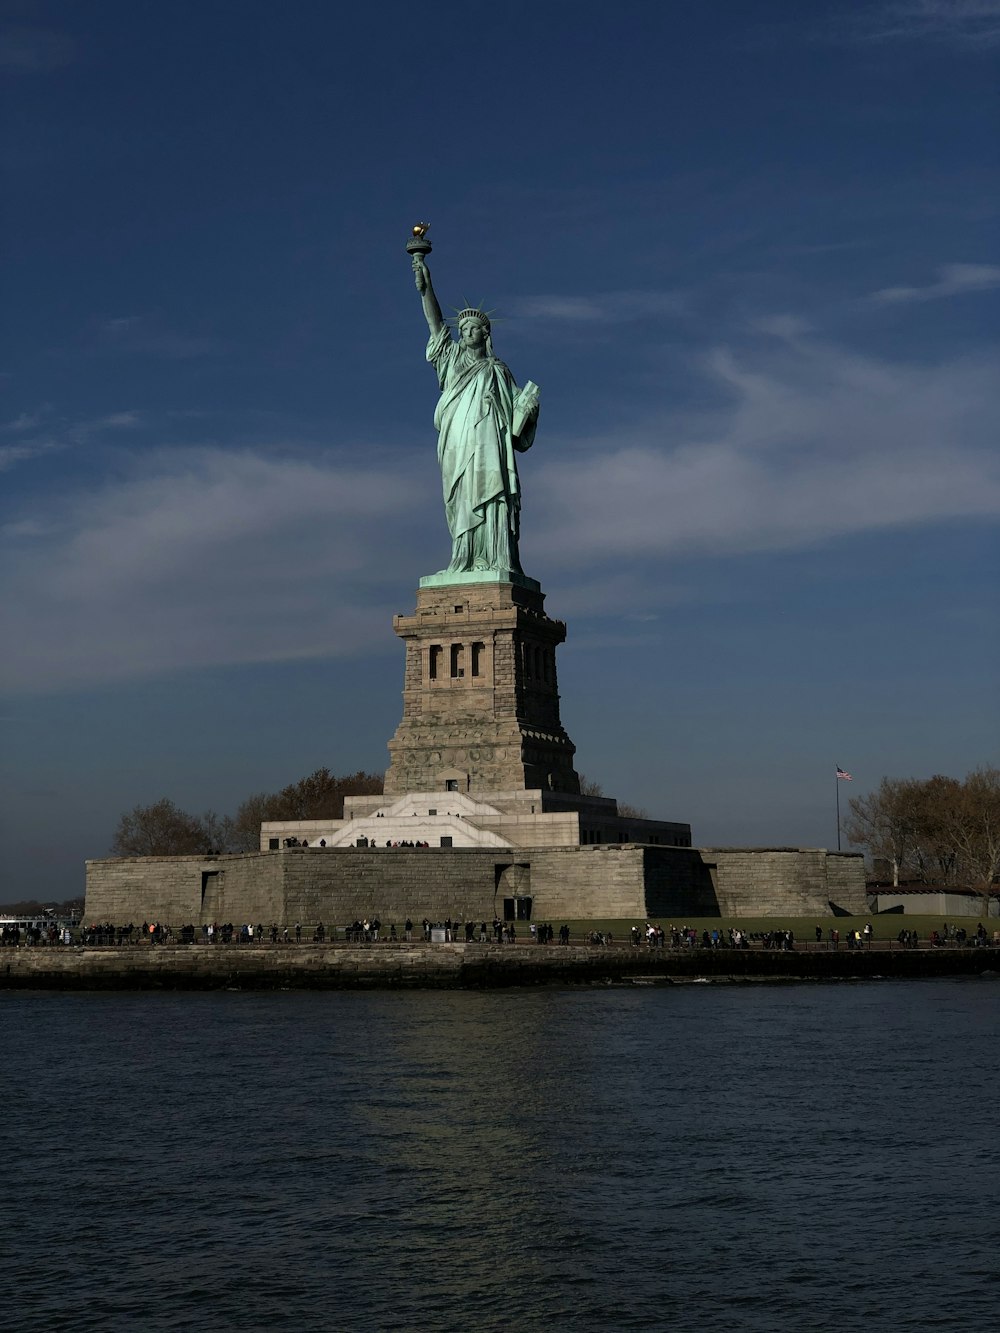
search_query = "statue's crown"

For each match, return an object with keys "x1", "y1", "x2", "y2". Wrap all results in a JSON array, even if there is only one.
[{"x1": 455, "y1": 307, "x2": 491, "y2": 332}]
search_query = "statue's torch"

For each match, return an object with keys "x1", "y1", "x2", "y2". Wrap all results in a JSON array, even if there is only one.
[{"x1": 406, "y1": 221, "x2": 432, "y2": 261}]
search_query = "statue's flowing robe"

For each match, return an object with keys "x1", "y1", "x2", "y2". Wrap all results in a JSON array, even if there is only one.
[{"x1": 427, "y1": 325, "x2": 537, "y2": 574}]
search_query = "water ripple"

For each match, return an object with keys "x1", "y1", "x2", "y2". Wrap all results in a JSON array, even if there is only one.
[{"x1": 1, "y1": 981, "x2": 997, "y2": 1331}]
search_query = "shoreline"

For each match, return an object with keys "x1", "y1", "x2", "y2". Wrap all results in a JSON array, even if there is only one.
[{"x1": 2, "y1": 942, "x2": 997, "y2": 990}]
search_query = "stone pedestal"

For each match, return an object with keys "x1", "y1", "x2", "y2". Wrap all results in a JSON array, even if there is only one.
[{"x1": 384, "y1": 580, "x2": 580, "y2": 797}]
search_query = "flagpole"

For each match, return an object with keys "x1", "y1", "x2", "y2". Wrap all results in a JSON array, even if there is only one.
[
  {"x1": 836, "y1": 768, "x2": 841, "y2": 851},
  {"x1": 835, "y1": 766, "x2": 853, "y2": 850}
]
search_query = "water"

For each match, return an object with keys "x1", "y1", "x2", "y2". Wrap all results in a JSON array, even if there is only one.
[{"x1": 2, "y1": 979, "x2": 997, "y2": 1332}]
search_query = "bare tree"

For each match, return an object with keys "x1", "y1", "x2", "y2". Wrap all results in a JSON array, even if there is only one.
[
  {"x1": 111, "y1": 770, "x2": 386, "y2": 857},
  {"x1": 844, "y1": 778, "x2": 920, "y2": 882},
  {"x1": 0, "y1": 896, "x2": 84, "y2": 915},
  {"x1": 575, "y1": 774, "x2": 647, "y2": 818},
  {"x1": 847, "y1": 768, "x2": 1000, "y2": 906},
  {"x1": 905, "y1": 775, "x2": 962, "y2": 884},
  {"x1": 944, "y1": 766, "x2": 1000, "y2": 913},
  {"x1": 111, "y1": 798, "x2": 210, "y2": 857},
  {"x1": 265, "y1": 768, "x2": 384, "y2": 821},
  {"x1": 230, "y1": 792, "x2": 278, "y2": 852},
  {"x1": 199, "y1": 809, "x2": 239, "y2": 854},
  {"x1": 617, "y1": 802, "x2": 650, "y2": 819}
]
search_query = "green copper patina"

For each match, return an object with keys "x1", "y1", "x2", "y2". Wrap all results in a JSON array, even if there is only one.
[{"x1": 410, "y1": 229, "x2": 540, "y2": 589}]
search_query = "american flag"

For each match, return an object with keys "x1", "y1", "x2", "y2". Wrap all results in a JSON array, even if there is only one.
[{"x1": 836, "y1": 766, "x2": 852, "y2": 781}]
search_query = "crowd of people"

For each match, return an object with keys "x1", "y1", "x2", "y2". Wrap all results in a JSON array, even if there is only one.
[
  {"x1": 1, "y1": 921, "x2": 65, "y2": 946},
  {"x1": 15, "y1": 917, "x2": 999, "y2": 949},
  {"x1": 279, "y1": 837, "x2": 436, "y2": 849},
  {"x1": 62, "y1": 916, "x2": 576, "y2": 947},
  {"x1": 365, "y1": 839, "x2": 432, "y2": 849},
  {"x1": 631, "y1": 925, "x2": 797, "y2": 950},
  {"x1": 929, "y1": 921, "x2": 992, "y2": 947}
]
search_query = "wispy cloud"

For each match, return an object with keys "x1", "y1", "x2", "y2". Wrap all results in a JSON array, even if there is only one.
[
  {"x1": 0, "y1": 407, "x2": 143, "y2": 474},
  {"x1": 527, "y1": 338, "x2": 1000, "y2": 573},
  {"x1": 2, "y1": 331, "x2": 997, "y2": 693},
  {"x1": 832, "y1": 1, "x2": 1000, "y2": 47},
  {"x1": 0, "y1": 25, "x2": 76, "y2": 72},
  {"x1": 98, "y1": 411, "x2": 143, "y2": 429},
  {"x1": 94, "y1": 314, "x2": 224, "y2": 359},
  {"x1": 4, "y1": 411, "x2": 48, "y2": 433},
  {"x1": 749, "y1": 314, "x2": 814, "y2": 339},
  {"x1": 0, "y1": 440, "x2": 59, "y2": 472},
  {"x1": 0, "y1": 444, "x2": 435, "y2": 693},
  {"x1": 1, "y1": 408, "x2": 57, "y2": 471},
  {"x1": 871, "y1": 262, "x2": 1000, "y2": 303},
  {"x1": 512, "y1": 290, "x2": 685, "y2": 323}
]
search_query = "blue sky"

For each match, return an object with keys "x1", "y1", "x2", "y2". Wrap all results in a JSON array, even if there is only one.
[{"x1": 1, "y1": 0, "x2": 998, "y2": 902}]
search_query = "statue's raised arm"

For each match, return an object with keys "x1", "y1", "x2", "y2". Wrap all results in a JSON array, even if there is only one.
[
  {"x1": 412, "y1": 254, "x2": 443, "y2": 337},
  {"x1": 405, "y1": 223, "x2": 540, "y2": 586}
]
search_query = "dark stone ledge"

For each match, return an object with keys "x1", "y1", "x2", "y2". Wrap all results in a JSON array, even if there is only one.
[{"x1": 0, "y1": 944, "x2": 996, "y2": 991}]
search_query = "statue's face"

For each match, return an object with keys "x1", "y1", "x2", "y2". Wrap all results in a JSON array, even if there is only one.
[{"x1": 459, "y1": 319, "x2": 487, "y2": 352}]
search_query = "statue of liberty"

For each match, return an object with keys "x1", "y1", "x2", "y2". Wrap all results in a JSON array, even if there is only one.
[{"x1": 410, "y1": 229, "x2": 540, "y2": 582}]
